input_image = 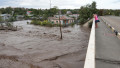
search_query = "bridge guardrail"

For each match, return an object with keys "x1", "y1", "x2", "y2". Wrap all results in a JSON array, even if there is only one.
[{"x1": 84, "y1": 18, "x2": 95, "y2": 68}]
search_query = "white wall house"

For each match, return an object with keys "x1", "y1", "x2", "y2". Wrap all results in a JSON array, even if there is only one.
[
  {"x1": 66, "y1": 11, "x2": 72, "y2": 15},
  {"x1": 26, "y1": 11, "x2": 33, "y2": 16},
  {"x1": 0, "y1": 14, "x2": 12, "y2": 21},
  {"x1": 48, "y1": 15, "x2": 74, "y2": 25},
  {"x1": 69, "y1": 14, "x2": 79, "y2": 20}
]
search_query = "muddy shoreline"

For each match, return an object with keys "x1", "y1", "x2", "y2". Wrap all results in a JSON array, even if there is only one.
[{"x1": 0, "y1": 20, "x2": 90, "y2": 68}]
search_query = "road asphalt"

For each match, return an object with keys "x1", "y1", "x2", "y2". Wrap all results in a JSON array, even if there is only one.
[
  {"x1": 95, "y1": 17, "x2": 120, "y2": 68},
  {"x1": 101, "y1": 16, "x2": 120, "y2": 32}
]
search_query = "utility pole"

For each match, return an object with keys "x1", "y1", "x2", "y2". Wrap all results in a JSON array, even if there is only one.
[
  {"x1": 49, "y1": 0, "x2": 52, "y2": 16},
  {"x1": 39, "y1": 9, "x2": 40, "y2": 20},
  {"x1": 12, "y1": 8, "x2": 14, "y2": 20},
  {"x1": 59, "y1": 10, "x2": 62, "y2": 39},
  {"x1": 50, "y1": 0, "x2": 51, "y2": 9},
  {"x1": 12, "y1": 11, "x2": 14, "y2": 17}
]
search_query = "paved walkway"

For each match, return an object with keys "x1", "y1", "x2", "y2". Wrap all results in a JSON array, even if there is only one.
[{"x1": 95, "y1": 17, "x2": 120, "y2": 68}]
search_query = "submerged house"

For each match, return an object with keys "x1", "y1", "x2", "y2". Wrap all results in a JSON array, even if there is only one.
[
  {"x1": 66, "y1": 11, "x2": 72, "y2": 15},
  {"x1": 69, "y1": 14, "x2": 79, "y2": 20},
  {"x1": 0, "y1": 14, "x2": 12, "y2": 21},
  {"x1": 26, "y1": 11, "x2": 33, "y2": 16},
  {"x1": 48, "y1": 15, "x2": 74, "y2": 25}
]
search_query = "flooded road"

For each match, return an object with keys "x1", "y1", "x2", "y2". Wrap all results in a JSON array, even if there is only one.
[{"x1": 0, "y1": 20, "x2": 90, "y2": 68}]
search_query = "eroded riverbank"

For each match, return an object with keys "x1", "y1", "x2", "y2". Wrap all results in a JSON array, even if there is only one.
[{"x1": 0, "y1": 20, "x2": 90, "y2": 68}]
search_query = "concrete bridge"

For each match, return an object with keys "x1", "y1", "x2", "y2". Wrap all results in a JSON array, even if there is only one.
[{"x1": 84, "y1": 16, "x2": 120, "y2": 68}]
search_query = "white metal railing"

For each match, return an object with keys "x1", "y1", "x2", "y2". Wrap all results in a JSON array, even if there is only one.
[{"x1": 84, "y1": 18, "x2": 95, "y2": 68}]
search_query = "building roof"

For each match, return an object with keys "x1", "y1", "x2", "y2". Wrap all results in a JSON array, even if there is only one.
[
  {"x1": 48, "y1": 16, "x2": 74, "y2": 20},
  {"x1": 27, "y1": 11, "x2": 32, "y2": 13},
  {"x1": 69, "y1": 14, "x2": 79, "y2": 17},
  {"x1": 16, "y1": 15, "x2": 24, "y2": 17},
  {"x1": 0, "y1": 14, "x2": 11, "y2": 17},
  {"x1": 66, "y1": 11, "x2": 72, "y2": 15}
]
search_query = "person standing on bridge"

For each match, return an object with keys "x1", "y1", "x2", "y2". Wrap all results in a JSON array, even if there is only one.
[{"x1": 94, "y1": 14, "x2": 100, "y2": 28}]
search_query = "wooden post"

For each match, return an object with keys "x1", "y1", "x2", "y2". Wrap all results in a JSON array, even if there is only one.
[{"x1": 59, "y1": 10, "x2": 62, "y2": 39}]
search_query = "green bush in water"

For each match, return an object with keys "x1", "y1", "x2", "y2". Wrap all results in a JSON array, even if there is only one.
[
  {"x1": 70, "y1": 23, "x2": 75, "y2": 27},
  {"x1": 31, "y1": 20, "x2": 53, "y2": 27},
  {"x1": 89, "y1": 21, "x2": 93, "y2": 28}
]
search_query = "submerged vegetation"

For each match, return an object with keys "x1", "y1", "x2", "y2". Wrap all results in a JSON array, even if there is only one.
[
  {"x1": 0, "y1": 22, "x2": 17, "y2": 31},
  {"x1": 88, "y1": 21, "x2": 93, "y2": 28},
  {"x1": 31, "y1": 20, "x2": 53, "y2": 27},
  {"x1": 30, "y1": 20, "x2": 76, "y2": 27}
]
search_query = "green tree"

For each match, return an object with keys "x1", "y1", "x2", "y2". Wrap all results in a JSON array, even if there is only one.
[
  {"x1": 98, "y1": 9, "x2": 104, "y2": 16},
  {"x1": 78, "y1": 1, "x2": 97, "y2": 25},
  {"x1": 61, "y1": 9, "x2": 67, "y2": 14},
  {"x1": 49, "y1": 6, "x2": 59, "y2": 16}
]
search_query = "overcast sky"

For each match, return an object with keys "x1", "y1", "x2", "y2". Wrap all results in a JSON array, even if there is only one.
[{"x1": 0, "y1": 0, "x2": 120, "y2": 9}]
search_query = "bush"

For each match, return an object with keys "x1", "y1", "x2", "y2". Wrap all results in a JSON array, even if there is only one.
[
  {"x1": 9, "y1": 17, "x2": 16, "y2": 22},
  {"x1": 31, "y1": 20, "x2": 41, "y2": 25},
  {"x1": 88, "y1": 21, "x2": 93, "y2": 28},
  {"x1": 31, "y1": 20, "x2": 53, "y2": 27},
  {"x1": 31, "y1": 20, "x2": 72, "y2": 27},
  {"x1": 5, "y1": 22, "x2": 13, "y2": 27},
  {"x1": 70, "y1": 23, "x2": 75, "y2": 27}
]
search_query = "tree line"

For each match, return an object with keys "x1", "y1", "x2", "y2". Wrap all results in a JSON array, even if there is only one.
[
  {"x1": 0, "y1": 6, "x2": 79, "y2": 20},
  {"x1": 78, "y1": 1, "x2": 120, "y2": 25},
  {"x1": 0, "y1": 2, "x2": 120, "y2": 24}
]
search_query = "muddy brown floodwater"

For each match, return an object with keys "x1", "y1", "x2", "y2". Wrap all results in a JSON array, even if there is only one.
[{"x1": 0, "y1": 20, "x2": 90, "y2": 68}]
